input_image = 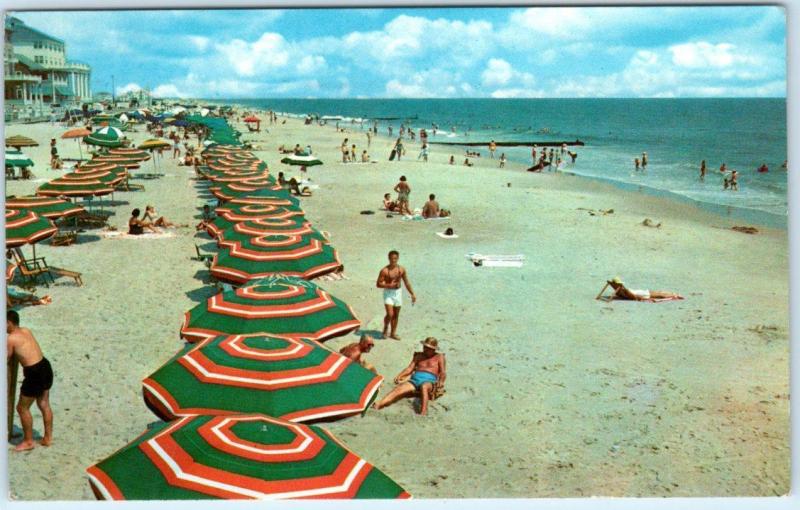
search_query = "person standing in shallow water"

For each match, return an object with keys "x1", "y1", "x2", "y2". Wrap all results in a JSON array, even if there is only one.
[
  {"x1": 376, "y1": 250, "x2": 417, "y2": 340},
  {"x1": 7, "y1": 310, "x2": 54, "y2": 451},
  {"x1": 700, "y1": 160, "x2": 707, "y2": 181}
]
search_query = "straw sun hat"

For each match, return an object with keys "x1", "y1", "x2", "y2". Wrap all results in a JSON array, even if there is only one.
[{"x1": 421, "y1": 337, "x2": 439, "y2": 351}]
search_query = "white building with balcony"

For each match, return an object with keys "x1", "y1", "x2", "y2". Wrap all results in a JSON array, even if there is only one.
[{"x1": 4, "y1": 16, "x2": 91, "y2": 109}]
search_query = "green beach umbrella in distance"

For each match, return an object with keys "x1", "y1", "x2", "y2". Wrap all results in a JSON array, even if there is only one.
[
  {"x1": 85, "y1": 413, "x2": 411, "y2": 500},
  {"x1": 36, "y1": 177, "x2": 115, "y2": 198},
  {"x1": 5, "y1": 195, "x2": 85, "y2": 220},
  {"x1": 206, "y1": 205, "x2": 306, "y2": 238},
  {"x1": 142, "y1": 334, "x2": 383, "y2": 423},
  {"x1": 5, "y1": 209, "x2": 58, "y2": 248},
  {"x1": 280, "y1": 154, "x2": 323, "y2": 167},
  {"x1": 83, "y1": 126, "x2": 125, "y2": 148},
  {"x1": 210, "y1": 233, "x2": 340, "y2": 284},
  {"x1": 4, "y1": 149, "x2": 34, "y2": 167},
  {"x1": 180, "y1": 276, "x2": 360, "y2": 343},
  {"x1": 219, "y1": 218, "x2": 326, "y2": 243}
]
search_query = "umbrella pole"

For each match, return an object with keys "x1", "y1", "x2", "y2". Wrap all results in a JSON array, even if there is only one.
[{"x1": 77, "y1": 139, "x2": 83, "y2": 161}]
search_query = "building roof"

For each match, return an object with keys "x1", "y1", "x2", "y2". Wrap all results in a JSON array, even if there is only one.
[
  {"x1": 14, "y1": 53, "x2": 43, "y2": 71},
  {"x1": 6, "y1": 16, "x2": 65, "y2": 44}
]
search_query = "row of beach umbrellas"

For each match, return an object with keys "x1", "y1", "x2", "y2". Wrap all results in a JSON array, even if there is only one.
[{"x1": 84, "y1": 116, "x2": 409, "y2": 500}]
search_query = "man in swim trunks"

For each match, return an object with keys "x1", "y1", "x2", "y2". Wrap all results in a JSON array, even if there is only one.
[
  {"x1": 339, "y1": 335, "x2": 377, "y2": 373},
  {"x1": 376, "y1": 250, "x2": 416, "y2": 340},
  {"x1": 374, "y1": 337, "x2": 446, "y2": 415},
  {"x1": 422, "y1": 194, "x2": 440, "y2": 218},
  {"x1": 7, "y1": 310, "x2": 54, "y2": 451}
]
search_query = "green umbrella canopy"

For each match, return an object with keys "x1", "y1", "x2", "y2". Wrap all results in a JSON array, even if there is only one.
[
  {"x1": 181, "y1": 276, "x2": 359, "y2": 343},
  {"x1": 5, "y1": 208, "x2": 58, "y2": 248},
  {"x1": 206, "y1": 206, "x2": 305, "y2": 238},
  {"x1": 143, "y1": 334, "x2": 382, "y2": 422},
  {"x1": 85, "y1": 413, "x2": 410, "y2": 500},
  {"x1": 108, "y1": 148, "x2": 151, "y2": 161},
  {"x1": 84, "y1": 126, "x2": 125, "y2": 148},
  {"x1": 62, "y1": 168, "x2": 126, "y2": 185},
  {"x1": 226, "y1": 188, "x2": 302, "y2": 208},
  {"x1": 206, "y1": 169, "x2": 271, "y2": 184},
  {"x1": 211, "y1": 234, "x2": 341, "y2": 284},
  {"x1": 218, "y1": 218, "x2": 325, "y2": 242},
  {"x1": 37, "y1": 177, "x2": 115, "y2": 197},
  {"x1": 208, "y1": 181, "x2": 283, "y2": 202},
  {"x1": 5, "y1": 149, "x2": 34, "y2": 167},
  {"x1": 5, "y1": 195, "x2": 85, "y2": 219},
  {"x1": 280, "y1": 154, "x2": 323, "y2": 167},
  {"x1": 92, "y1": 117, "x2": 128, "y2": 131}
]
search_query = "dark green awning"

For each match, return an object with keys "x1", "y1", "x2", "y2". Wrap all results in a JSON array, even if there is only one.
[{"x1": 56, "y1": 86, "x2": 75, "y2": 97}]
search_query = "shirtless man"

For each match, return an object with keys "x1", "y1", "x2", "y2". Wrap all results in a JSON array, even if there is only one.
[
  {"x1": 422, "y1": 194, "x2": 440, "y2": 219},
  {"x1": 339, "y1": 335, "x2": 377, "y2": 373},
  {"x1": 374, "y1": 337, "x2": 446, "y2": 416},
  {"x1": 376, "y1": 250, "x2": 416, "y2": 340},
  {"x1": 7, "y1": 310, "x2": 53, "y2": 451}
]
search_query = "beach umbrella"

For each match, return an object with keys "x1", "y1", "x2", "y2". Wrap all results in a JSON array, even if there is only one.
[
  {"x1": 4, "y1": 149, "x2": 34, "y2": 168},
  {"x1": 85, "y1": 413, "x2": 410, "y2": 500},
  {"x1": 108, "y1": 148, "x2": 151, "y2": 161},
  {"x1": 142, "y1": 334, "x2": 383, "y2": 422},
  {"x1": 211, "y1": 234, "x2": 339, "y2": 284},
  {"x1": 137, "y1": 139, "x2": 171, "y2": 173},
  {"x1": 243, "y1": 115, "x2": 261, "y2": 123},
  {"x1": 208, "y1": 181, "x2": 282, "y2": 201},
  {"x1": 6, "y1": 196, "x2": 85, "y2": 220},
  {"x1": 84, "y1": 126, "x2": 124, "y2": 148},
  {"x1": 200, "y1": 108, "x2": 210, "y2": 117},
  {"x1": 37, "y1": 177, "x2": 115, "y2": 198},
  {"x1": 61, "y1": 127, "x2": 92, "y2": 160},
  {"x1": 280, "y1": 154, "x2": 323, "y2": 167},
  {"x1": 65, "y1": 168, "x2": 127, "y2": 185},
  {"x1": 218, "y1": 218, "x2": 325, "y2": 242},
  {"x1": 118, "y1": 113, "x2": 129, "y2": 123},
  {"x1": 181, "y1": 276, "x2": 359, "y2": 343},
  {"x1": 226, "y1": 188, "x2": 302, "y2": 208},
  {"x1": 91, "y1": 156, "x2": 142, "y2": 169},
  {"x1": 5, "y1": 135, "x2": 39, "y2": 150},
  {"x1": 5, "y1": 209, "x2": 58, "y2": 249},
  {"x1": 206, "y1": 205, "x2": 305, "y2": 238}
]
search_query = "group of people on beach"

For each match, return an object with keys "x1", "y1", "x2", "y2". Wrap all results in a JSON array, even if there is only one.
[
  {"x1": 381, "y1": 176, "x2": 450, "y2": 218},
  {"x1": 128, "y1": 205, "x2": 176, "y2": 234}
]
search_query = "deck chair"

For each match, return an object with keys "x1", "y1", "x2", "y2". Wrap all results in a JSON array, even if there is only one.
[
  {"x1": 9, "y1": 250, "x2": 53, "y2": 288},
  {"x1": 48, "y1": 267, "x2": 83, "y2": 286},
  {"x1": 194, "y1": 244, "x2": 213, "y2": 267},
  {"x1": 50, "y1": 231, "x2": 78, "y2": 247},
  {"x1": 76, "y1": 212, "x2": 109, "y2": 228}
]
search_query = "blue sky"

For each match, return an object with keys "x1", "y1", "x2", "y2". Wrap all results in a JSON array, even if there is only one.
[{"x1": 13, "y1": 6, "x2": 786, "y2": 98}]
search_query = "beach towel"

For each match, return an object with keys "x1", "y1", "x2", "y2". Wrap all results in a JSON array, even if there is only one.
[
  {"x1": 436, "y1": 232, "x2": 459, "y2": 239},
  {"x1": 402, "y1": 214, "x2": 450, "y2": 221}
]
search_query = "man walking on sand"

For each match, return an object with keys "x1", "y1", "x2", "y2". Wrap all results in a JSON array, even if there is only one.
[
  {"x1": 376, "y1": 250, "x2": 416, "y2": 340},
  {"x1": 7, "y1": 310, "x2": 53, "y2": 451}
]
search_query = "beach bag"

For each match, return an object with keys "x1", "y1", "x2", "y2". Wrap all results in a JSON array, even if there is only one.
[{"x1": 389, "y1": 149, "x2": 396, "y2": 161}]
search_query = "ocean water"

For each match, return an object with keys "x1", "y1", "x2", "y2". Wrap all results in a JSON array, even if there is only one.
[{"x1": 234, "y1": 98, "x2": 788, "y2": 227}]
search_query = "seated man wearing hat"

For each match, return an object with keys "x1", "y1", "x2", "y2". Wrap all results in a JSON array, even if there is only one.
[
  {"x1": 606, "y1": 276, "x2": 683, "y2": 301},
  {"x1": 374, "y1": 337, "x2": 446, "y2": 416},
  {"x1": 339, "y1": 335, "x2": 377, "y2": 373}
]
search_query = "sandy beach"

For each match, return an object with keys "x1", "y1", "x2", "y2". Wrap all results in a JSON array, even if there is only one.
[{"x1": 4, "y1": 114, "x2": 789, "y2": 499}]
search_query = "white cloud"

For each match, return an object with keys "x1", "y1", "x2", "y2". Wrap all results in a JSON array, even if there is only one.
[
  {"x1": 296, "y1": 55, "x2": 326, "y2": 74},
  {"x1": 187, "y1": 36, "x2": 210, "y2": 52},
  {"x1": 669, "y1": 41, "x2": 738, "y2": 68},
  {"x1": 481, "y1": 58, "x2": 536, "y2": 96},
  {"x1": 215, "y1": 33, "x2": 290, "y2": 77},
  {"x1": 490, "y1": 88, "x2": 546, "y2": 98},
  {"x1": 481, "y1": 59, "x2": 514, "y2": 87},
  {"x1": 152, "y1": 83, "x2": 186, "y2": 98},
  {"x1": 116, "y1": 82, "x2": 143, "y2": 95}
]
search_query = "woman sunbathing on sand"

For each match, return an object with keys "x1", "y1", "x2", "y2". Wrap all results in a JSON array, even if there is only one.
[
  {"x1": 605, "y1": 277, "x2": 683, "y2": 301},
  {"x1": 129, "y1": 208, "x2": 158, "y2": 235},
  {"x1": 143, "y1": 205, "x2": 175, "y2": 228}
]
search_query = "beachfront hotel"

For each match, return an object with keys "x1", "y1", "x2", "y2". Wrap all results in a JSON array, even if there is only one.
[{"x1": 3, "y1": 16, "x2": 91, "y2": 120}]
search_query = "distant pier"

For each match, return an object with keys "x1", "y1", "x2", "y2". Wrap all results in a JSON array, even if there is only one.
[{"x1": 429, "y1": 139, "x2": 585, "y2": 147}]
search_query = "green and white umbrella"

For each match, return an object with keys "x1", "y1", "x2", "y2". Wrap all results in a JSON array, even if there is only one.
[
  {"x1": 86, "y1": 413, "x2": 410, "y2": 500},
  {"x1": 143, "y1": 334, "x2": 383, "y2": 422},
  {"x1": 210, "y1": 233, "x2": 339, "y2": 284},
  {"x1": 84, "y1": 126, "x2": 125, "y2": 148},
  {"x1": 5, "y1": 149, "x2": 34, "y2": 167},
  {"x1": 280, "y1": 154, "x2": 323, "y2": 167},
  {"x1": 181, "y1": 276, "x2": 360, "y2": 343}
]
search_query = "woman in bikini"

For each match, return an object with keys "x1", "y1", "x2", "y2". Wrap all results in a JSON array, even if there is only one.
[
  {"x1": 607, "y1": 277, "x2": 682, "y2": 301},
  {"x1": 394, "y1": 176, "x2": 412, "y2": 215},
  {"x1": 142, "y1": 205, "x2": 175, "y2": 227}
]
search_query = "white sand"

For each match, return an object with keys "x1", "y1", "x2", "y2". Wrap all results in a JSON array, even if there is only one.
[{"x1": 4, "y1": 116, "x2": 788, "y2": 499}]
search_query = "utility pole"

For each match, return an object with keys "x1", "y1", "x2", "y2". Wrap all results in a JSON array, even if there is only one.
[{"x1": 111, "y1": 74, "x2": 115, "y2": 104}]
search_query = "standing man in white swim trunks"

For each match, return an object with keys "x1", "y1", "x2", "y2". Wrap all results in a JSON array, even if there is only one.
[{"x1": 376, "y1": 250, "x2": 417, "y2": 340}]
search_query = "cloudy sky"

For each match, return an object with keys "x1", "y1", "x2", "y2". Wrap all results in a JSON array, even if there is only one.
[{"x1": 13, "y1": 6, "x2": 786, "y2": 99}]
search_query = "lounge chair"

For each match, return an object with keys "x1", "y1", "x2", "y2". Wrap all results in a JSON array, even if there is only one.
[
  {"x1": 48, "y1": 267, "x2": 83, "y2": 286},
  {"x1": 76, "y1": 212, "x2": 109, "y2": 228},
  {"x1": 194, "y1": 244, "x2": 213, "y2": 267},
  {"x1": 50, "y1": 231, "x2": 78, "y2": 247},
  {"x1": 9, "y1": 252, "x2": 53, "y2": 288}
]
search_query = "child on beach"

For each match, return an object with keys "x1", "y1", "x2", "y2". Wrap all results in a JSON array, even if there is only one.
[
  {"x1": 383, "y1": 193, "x2": 398, "y2": 212},
  {"x1": 351, "y1": 144, "x2": 357, "y2": 161},
  {"x1": 362, "y1": 150, "x2": 370, "y2": 163},
  {"x1": 418, "y1": 143, "x2": 429, "y2": 162},
  {"x1": 499, "y1": 153, "x2": 506, "y2": 168}
]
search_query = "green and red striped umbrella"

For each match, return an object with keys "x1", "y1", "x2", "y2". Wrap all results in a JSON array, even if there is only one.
[
  {"x1": 211, "y1": 234, "x2": 340, "y2": 284},
  {"x1": 5, "y1": 195, "x2": 85, "y2": 219},
  {"x1": 86, "y1": 413, "x2": 410, "y2": 500},
  {"x1": 143, "y1": 334, "x2": 382, "y2": 422},
  {"x1": 226, "y1": 188, "x2": 302, "y2": 208},
  {"x1": 5, "y1": 209, "x2": 58, "y2": 248},
  {"x1": 181, "y1": 276, "x2": 359, "y2": 343},
  {"x1": 208, "y1": 180, "x2": 283, "y2": 202},
  {"x1": 207, "y1": 169, "x2": 271, "y2": 184},
  {"x1": 108, "y1": 148, "x2": 151, "y2": 161},
  {"x1": 206, "y1": 207, "x2": 306, "y2": 238},
  {"x1": 62, "y1": 168, "x2": 127, "y2": 185},
  {"x1": 91, "y1": 156, "x2": 142, "y2": 169},
  {"x1": 219, "y1": 218, "x2": 325, "y2": 241},
  {"x1": 5, "y1": 149, "x2": 34, "y2": 168},
  {"x1": 37, "y1": 177, "x2": 115, "y2": 197}
]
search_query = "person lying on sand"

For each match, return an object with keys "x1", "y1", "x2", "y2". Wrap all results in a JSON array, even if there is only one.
[
  {"x1": 129, "y1": 208, "x2": 158, "y2": 235},
  {"x1": 339, "y1": 335, "x2": 377, "y2": 373},
  {"x1": 605, "y1": 277, "x2": 683, "y2": 301},
  {"x1": 374, "y1": 337, "x2": 446, "y2": 416},
  {"x1": 143, "y1": 205, "x2": 175, "y2": 228},
  {"x1": 7, "y1": 289, "x2": 52, "y2": 308}
]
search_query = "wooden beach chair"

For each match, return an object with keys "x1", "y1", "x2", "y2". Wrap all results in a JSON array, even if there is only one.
[
  {"x1": 10, "y1": 253, "x2": 53, "y2": 288},
  {"x1": 50, "y1": 230, "x2": 78, "y2": 247},
  {"x1": 48, "y1": 267, "x2": 83, "y2": 286},
  {"x1": 193, "y1": 244, "x2": 214, "y2": 267}
]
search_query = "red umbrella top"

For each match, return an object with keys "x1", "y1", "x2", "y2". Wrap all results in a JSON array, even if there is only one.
[
  {"x1": 243, "y1": 115, "x2": 261, "y2": 123},
  {"x1": 61, "y1": 128, "x2": 92, "y2": 139}
]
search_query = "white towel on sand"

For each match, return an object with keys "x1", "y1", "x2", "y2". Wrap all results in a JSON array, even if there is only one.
[
  {"x1": 436, "y1": 232, "x2": 459, "y2": 239},
  {"x1": 467, "y1": 253, "x2": 525, "y2": 267}
]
